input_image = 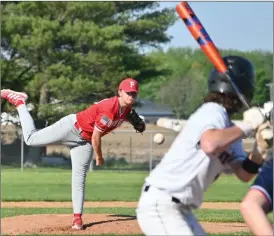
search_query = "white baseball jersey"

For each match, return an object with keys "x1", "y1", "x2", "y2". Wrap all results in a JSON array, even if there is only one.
[{"x1": 145, "y1": 102, "x2": 246, "y2": 209}]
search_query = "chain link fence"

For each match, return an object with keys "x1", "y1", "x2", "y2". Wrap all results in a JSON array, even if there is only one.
[
  {"x1": 44, "y1": 129, "x2": 178, "y2": 171},
  {"x1": 1, "y1": 126, "x2": 178, "y2": 171},
  {"x1": 97, "y1": 130, "x2": 177, "y2": 171},
  {"x1": 1, "y1": 125, "x2": 256, "y2": 172}
]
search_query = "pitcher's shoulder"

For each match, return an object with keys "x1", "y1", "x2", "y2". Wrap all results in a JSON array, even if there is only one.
[{"x1": 95, "y1": 97, "x2": 117, "y2": 109}]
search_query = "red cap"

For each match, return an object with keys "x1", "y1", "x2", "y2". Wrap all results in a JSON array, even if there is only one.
[{"x1": 119, "y1": 78, "x2": 139, "y2": 93}]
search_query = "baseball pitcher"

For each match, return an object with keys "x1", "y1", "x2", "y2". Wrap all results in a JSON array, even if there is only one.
[
  {"x1": 1, "y1": 78, "x2": 145, "y2": 230},
  {"x1": 136, "y1": 56, "x2": 273, "y2": 236}
]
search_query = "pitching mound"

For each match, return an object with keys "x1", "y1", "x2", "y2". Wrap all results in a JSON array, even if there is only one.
[
  {"x1": 2, "y1": 214, "x2": 249, "y2": 235},
  {"x1": 1, "y1": 201, "x2": 240, "y2": 209}
]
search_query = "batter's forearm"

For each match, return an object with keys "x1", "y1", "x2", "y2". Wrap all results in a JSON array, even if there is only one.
[
  {"x1": 231, "y1": 161, "x2": 255, "y2": 182},
  {"x1": 200, "y1": 126, "x2": 244, "y2": 154}
]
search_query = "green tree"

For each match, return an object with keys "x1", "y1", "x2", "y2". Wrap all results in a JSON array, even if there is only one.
[
  {"x1": 1, "y1": 1, "x2": 176, "y2": 123},
  {"x1": 140, "y1": 47, "x2": 214, "y2": 100},
  {"x1": 247, "y1": 51, "x2": 272, "y2": 105},
  {"x1": 1, "y1": 2, "x2": 176, "y2": 166},
  {"x1": 141, "y1": 47, "x2": 273, "y2": 118},
  {"x1": 157, "y1": 70, "x2": 207, "y2": 119},
  {"x1": 140, "y1": 47, "x2": 212, "y2": 118}
]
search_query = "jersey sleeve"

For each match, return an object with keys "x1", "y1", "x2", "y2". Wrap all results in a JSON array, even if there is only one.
[
  {"x1": 230, "y1": 139, "x2": 247, "y2": 161},
  {"x1": 95, "y1": 112, "x2": 113, "y2": 132},
  {"x1": 222, "y1": 139, "x2": 247, "y2": 174},
  {"x1": 250, "y1": 158, "x2": 273, "y2": 211},
  {"x1": 186, "y1": 103, "x2": 229, "y2": 145},
  {"x1": 199, "y1": 103, "x2": 229, "y2": 134}
]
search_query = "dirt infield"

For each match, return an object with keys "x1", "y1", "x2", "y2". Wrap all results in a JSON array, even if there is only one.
[
  {"x1": 2, "y1": 201, "x2": 250, "y2": 235},
  {"x1": 2, "y1": 214, "x2": 249, "y2": 235},
  {"x1": 2, "y1": 201, "x2": 241, "y2": 209}
]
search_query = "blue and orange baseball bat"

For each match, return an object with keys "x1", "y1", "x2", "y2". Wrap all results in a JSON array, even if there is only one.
[{"x1": 176, "y1": 2, "x2": 250, "y2": 110}]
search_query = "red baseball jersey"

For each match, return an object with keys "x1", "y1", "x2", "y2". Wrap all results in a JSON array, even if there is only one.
[{"x1": 76, "y1": 96, "x2": 131, "y2": 140}]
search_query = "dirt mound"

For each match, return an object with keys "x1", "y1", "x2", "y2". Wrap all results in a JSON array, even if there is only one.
[{"x1": 2, "y1": 214, "x2": 249, "y2": 235}]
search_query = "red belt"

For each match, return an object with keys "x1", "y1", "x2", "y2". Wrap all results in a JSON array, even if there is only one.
[
  {"x1": 74, "y1": 122, "x2": 91, "y2": 141},
  {"x1": 74, "y1": 122, "x2": 81, "y2": 132}
]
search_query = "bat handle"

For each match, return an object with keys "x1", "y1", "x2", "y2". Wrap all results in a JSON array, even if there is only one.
[
  {"x1": 223, "y1": 72, "x2": 250, "y2": 110},
  {"x1": 224, "y1": 72, "x2": 268, "y2": 121},
  {"x1": 237, "y1": 93, "x2": 250, "y2": 110}
]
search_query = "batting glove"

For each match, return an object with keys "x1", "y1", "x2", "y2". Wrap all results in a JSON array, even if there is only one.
[
  {"x1": 256, "y1": 122, "x2": 273, "y2": 154},
  {"x1": 237, "y1": 107, "x2": 265, "y2": 137}
]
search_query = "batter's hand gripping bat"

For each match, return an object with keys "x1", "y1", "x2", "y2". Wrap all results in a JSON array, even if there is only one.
[{"x1": 176, "y1": 2, "x2": 250, "y2": 110}]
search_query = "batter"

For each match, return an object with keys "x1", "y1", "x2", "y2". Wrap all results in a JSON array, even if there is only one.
[{"x1": 136, "y1": 55, "x2": 273, "y2": 235}]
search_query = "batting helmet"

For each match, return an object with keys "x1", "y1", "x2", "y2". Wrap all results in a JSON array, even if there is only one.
[{"x1": 208, "y1": 55, "x2": 255, "y2": 104}]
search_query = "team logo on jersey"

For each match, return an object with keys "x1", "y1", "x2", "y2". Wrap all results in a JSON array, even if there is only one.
[{"x1": 218, "y1": 151, "x2": 233, "y2": 165}]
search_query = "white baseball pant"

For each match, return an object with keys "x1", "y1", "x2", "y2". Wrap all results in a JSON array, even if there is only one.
[
  {"x1": 17, "y1": 105, "x2": 93, "y2": 214},
  {"x1": 136, "y1": 184, "x2": 206, "y2": 236}
]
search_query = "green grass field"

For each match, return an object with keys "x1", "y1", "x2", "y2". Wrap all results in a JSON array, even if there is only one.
[
  {"x1": 1, "y1": 168, "x2": 251, "y2": 201},
  {"x1": 1, "y1": 207, "x2": 246, "y2": 222},
  {"x1": 1, "y1": 168, "x2": 261, "y2": 236}
]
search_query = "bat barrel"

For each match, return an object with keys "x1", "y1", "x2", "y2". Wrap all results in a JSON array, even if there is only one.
[
  {"x1": 176, "y1": 2, "x2": 227, "y2": 73},
  {"x1": 176, "y1": 1, "x2": 252, "y2": 112}
]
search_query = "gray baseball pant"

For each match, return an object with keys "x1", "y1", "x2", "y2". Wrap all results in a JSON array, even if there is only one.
[
  {"x1": 17, "y1": 105, "x2": 93, "y2": 214},
  {"x1": 136, "y1": 184, "x2": 206, "y2": 236}
]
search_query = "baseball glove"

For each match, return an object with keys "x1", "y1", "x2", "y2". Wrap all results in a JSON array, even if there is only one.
[{"x1": 127, "y1": 109, "x2": 146, "y2": 133}]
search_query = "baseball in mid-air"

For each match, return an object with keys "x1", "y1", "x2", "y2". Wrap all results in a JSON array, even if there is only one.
[{"x1": 153, "y1": 133, "x2": 165, "y2": 145}]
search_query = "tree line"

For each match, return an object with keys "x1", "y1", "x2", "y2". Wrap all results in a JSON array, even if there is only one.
[
  {"x1": 1, "y1": 1, "x2": 176, "y2": 124},
  {"x1": 1, "y1": 2, "x2": 272, "y2": 123},
  {"x1": 141, "y1": 48, "x2": 273, "y2": 119}
]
